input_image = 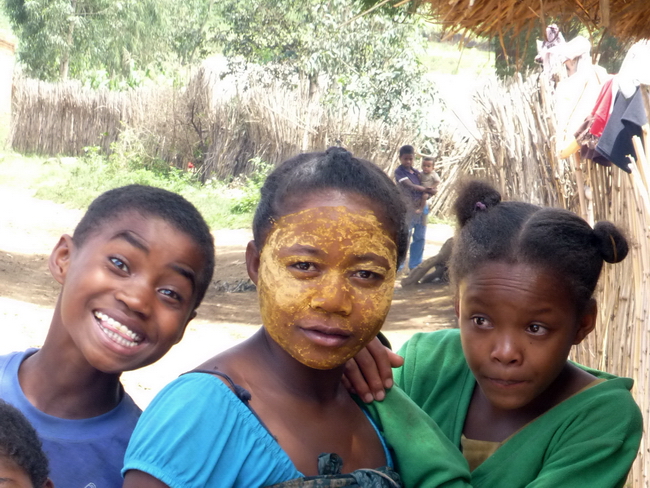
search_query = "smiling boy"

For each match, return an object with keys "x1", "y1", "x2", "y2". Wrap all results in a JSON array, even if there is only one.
[{"x1": 0, "y1": 185, "x2": 215, "y2": 487}]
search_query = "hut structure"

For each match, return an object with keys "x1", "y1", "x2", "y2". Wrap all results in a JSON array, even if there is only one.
[
  {"x1": 409, "y1": 0, "x2": 650, "y2": 485},
  {"x1": 412, "y1": 0, "x2": 650, "y2": 42}
]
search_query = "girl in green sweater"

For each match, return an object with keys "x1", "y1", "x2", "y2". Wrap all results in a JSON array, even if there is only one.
[{"x1": 346, "y1": 179, "x2": 643, "y2": 488}]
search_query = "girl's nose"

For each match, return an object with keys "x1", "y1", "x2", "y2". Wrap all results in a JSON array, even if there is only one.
[
  {"x1": 490, "y1": 334, "x2": 523, "y2": 365},
  {"x1": 310, "y1": 275, "x2": 353, "y2": 316},
  {"x1": 115, "y1": 278, "x2": 153, "y2": 318}
]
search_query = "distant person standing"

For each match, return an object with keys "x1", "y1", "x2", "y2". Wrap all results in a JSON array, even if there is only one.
[
  {"x1": 394, "y1": 145, "x2": 433, "y2": 270},
  {"x1": 417, "y1": 156, "x2": 441, "y2": 224}
]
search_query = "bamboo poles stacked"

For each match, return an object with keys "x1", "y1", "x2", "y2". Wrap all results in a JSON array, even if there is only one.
[
  {"x1": 10, "y1": 74, "x2": 420, "y2": 179},
  {"x1": 462, "y1": 76, "x2": 650, "y2": 487}
]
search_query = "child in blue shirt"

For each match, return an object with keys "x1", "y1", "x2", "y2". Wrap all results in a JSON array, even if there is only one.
[{"x1": 0, "y1": 185, "x2": 215, "y2": 487}]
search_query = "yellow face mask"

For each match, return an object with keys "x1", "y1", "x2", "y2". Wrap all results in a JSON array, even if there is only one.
[{"x1": 257, "y1": 205, "x2": 397, "y2": 370}]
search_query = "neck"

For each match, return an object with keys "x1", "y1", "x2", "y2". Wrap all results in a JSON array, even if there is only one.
[
  {"x1": 247, "y1": 328, "x2": 346, "y2": 403},
  {"x1": 18, "y1": 302, "x2": 123, "y2": 419}
]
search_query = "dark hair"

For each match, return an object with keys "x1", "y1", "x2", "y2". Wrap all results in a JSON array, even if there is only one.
[
  {"x1": 0, "y1": 400, "x2": 49, "y2": 487},
  {"x1": 73, "y1": 185, "x2": 215, "y2": 307},
  {"x1": 399, "y1": 145, "x2": 415, "y2": 157},
  {"x1": 422, "y1": 157, "x2": 434, "y2": 163},
  {"x1": 252, "y1": 147, "x2": 408, "y2": 266},
  {"x1": 450, "y1": 180, "x2": 628, "y2": 313}
]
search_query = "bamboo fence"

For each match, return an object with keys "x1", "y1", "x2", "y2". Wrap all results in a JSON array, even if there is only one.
[
  {"x1": 10, "y1": 71, "x2": 419, "y2": 179},
  {"x1": 444, "y1": 75, "x2": 650, "y2": 487}
]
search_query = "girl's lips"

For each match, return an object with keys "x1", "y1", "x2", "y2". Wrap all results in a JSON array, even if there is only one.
[
  {"x1": 300, "y1": 326, "x2": 351, "y2": 347},
  {"x1": 487, "y1": 377, "x2": 526, "y2": 387}
]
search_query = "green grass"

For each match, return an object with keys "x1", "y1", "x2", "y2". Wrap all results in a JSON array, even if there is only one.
[{"x1": 0, "y1": 147, "x2": 257, "y2": 230}]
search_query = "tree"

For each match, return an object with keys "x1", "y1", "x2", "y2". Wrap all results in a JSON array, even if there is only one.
[
  {"x1": 4, "y1": 0, "x2": 175, "y2": 81},
  {"x1": 210, "y1": 0, "x2": 436, "y2": 122}
]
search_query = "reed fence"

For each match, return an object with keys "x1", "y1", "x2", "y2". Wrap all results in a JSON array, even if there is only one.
[
  {"x1": 441, "y1": 74, "x2": 650, "y2": 487},
  {"x1": 10, "y1": 71, "x2": 420, "y2": 179}
]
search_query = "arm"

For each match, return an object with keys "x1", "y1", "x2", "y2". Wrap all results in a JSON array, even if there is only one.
[
  {"x1": 398, "y1": 177, "x2": 428, "y2": 193},
  {"x1": 361, "y1": 387, "x2": 472, "y2": 488},
  {"x1": 522, "y1": 388, "x2": 642, "y2": 488}
]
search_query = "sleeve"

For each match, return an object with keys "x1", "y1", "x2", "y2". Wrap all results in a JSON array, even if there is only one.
[
  {"x1": 394, "y1": 166, "x2": 410, "y2": 184},
  {"x1": 122, "y1": 374, "x2": 299, "y2": 488},
  {"x1": 524, "y1": 388, "x2": 643, "y2": 488},
  {"x1": 361, "y1": 387, "x2": 471, "y2": 488}
]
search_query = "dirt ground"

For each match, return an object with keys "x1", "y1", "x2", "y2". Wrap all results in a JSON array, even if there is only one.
[{"x1": 0, "y1": 186, "x2": 456, "y2": 407}]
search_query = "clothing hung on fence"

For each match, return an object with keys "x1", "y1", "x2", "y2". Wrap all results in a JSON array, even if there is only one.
[{"x1": 594, "y1": 86, "x2": 647, "y2": 172}]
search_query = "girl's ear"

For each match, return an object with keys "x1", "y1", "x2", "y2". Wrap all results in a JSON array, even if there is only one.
[
  {"x1": 246, "y1": 240, "x2": 261, "y2": 285},
  {"x1": 454, "y1": 297, "x2": 460, "y2": 318},
  {"x1": 48, "y1": 235, "x2": 74, "y2": 285},
  {"x1": 573, "y1": 299, "x2": 598, "y2": 345},
  {"x1": 42, "y1": 477, "x2": 55, "y2": 488}
]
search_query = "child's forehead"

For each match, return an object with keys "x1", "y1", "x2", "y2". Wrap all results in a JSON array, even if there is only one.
[
  {"x1": 0, "y1": 454, "x2": 33, "y2": 487},
  {"x1": 85, "y1": 211, "x2": 190, "y2": 242}
]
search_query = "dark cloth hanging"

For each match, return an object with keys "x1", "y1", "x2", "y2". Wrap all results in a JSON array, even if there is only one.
[{"x1": 594, "y1": 87, "x2": 647, "y2": 173}]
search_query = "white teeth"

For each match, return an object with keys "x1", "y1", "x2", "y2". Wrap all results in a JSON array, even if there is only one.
[{"x1": 93, "y1": 311, "x2": 144, "y2": 344}]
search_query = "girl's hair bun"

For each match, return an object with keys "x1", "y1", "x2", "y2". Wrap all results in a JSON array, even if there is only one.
[
  {"x1": 453, "y1": 179, "x2": 502, "y2": 226},
  {"x1": 593, "y1": 221, "x2": 629, "y2": 263}
]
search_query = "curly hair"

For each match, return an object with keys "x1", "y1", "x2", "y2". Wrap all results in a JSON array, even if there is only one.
[{"x1": 0, "y1": 400, "x2": 50, "y2": 487}]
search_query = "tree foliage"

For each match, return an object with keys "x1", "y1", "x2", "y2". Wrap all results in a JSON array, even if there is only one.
[
  {"x1": 3, "y1": 0, "x2": 188, "y2": 82},
  {"x1": 211, "y1": 0, "x2": 437, "y2": 122}
]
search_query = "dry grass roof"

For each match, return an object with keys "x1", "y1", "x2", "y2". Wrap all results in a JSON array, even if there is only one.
[{"x1": 418, "y1": 0, "x2": 650, "y2": 42}]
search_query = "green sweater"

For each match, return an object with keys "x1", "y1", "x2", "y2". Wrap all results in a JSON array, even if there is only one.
[{"x1": 375, "y1": 328, "x2": 642, "y2": 488}]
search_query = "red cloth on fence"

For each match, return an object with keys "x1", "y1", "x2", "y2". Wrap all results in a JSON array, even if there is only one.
[{"x1": 589, "y1": 78, "x2": 615, "y2": 138}]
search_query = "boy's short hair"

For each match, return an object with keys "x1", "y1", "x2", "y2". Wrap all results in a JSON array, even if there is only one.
[
  {"x1": 72, "y1": 185, "x2": 215, "y2": 307},
  {"x1": 399, "y1": 145, "x2": 415, "y2": 157},
  {"x1": 422, "y1": 156, "x2": 434, "y2": 163},
  {"x1": 0, "y1": 400, "x2": 50, "y2": 487}
]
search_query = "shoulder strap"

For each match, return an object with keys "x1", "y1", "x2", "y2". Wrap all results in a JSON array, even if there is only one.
[
  {"x1": 182, "y1": 368, "x2": 274, "y2": 437},
  {"x1": 187, "y1": 369, "x2": 252, "y2": 405}
]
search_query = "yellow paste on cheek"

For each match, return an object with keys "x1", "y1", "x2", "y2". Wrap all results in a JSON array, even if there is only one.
[{"x1": 257, "y1": 206, "x2": 397, "y2": 369}]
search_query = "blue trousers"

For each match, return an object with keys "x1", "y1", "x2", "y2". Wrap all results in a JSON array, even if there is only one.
[{"x1": 407, "y1": 212, "x2": 427, "y2": 269}]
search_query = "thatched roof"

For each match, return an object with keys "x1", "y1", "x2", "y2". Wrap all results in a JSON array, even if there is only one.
[{"x1": 415, "y1": 0, "x2": 650, "y2": 42}]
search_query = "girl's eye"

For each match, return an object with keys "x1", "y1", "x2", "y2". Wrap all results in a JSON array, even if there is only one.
[
  {"x1": 526, "y1": 323, "x2": 548, "y2": 335},
  {"x1": 110, "y1": 257, "x2": 129, "y2": 273},
  {"x1": 352, "y1": 270, "x2": 382, "y2": 280},
  {"x1": 472, "y1": 316, "x2": 491, "y2": 329},
  {"x1": 159, "y1": 288, "x2": 183, "y2": 302},
  {"x1": 292, "y1": 262, "x2": 317, "y2": 272}
]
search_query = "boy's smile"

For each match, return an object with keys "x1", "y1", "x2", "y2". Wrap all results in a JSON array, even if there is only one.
[
  {"x1": 457, "y1": 261, "x2": 595, "y2": 412},
  {"x1": 51, "y1": 211, "x2": 205, "y2": 374},
  {"x1": 252, "y1": 192, "x2": 397, "y2": 370}
]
